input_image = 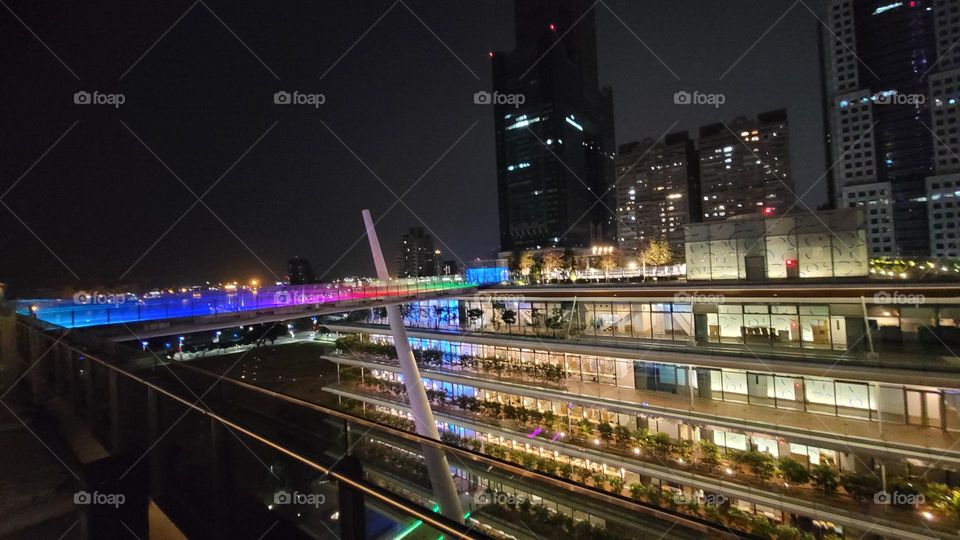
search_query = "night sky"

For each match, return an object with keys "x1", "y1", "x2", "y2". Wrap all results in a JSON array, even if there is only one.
[{"x1": 0, "y1": 0, "x2": 829, "y2": 296}]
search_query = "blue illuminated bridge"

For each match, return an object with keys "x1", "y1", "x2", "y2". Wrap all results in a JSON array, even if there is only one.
[{"x1": 14, "y1": 275, "x2": 479, "y2": 335}]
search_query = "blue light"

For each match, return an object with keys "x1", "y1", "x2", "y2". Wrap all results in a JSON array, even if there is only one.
[
  {"x1": 565, "y1": 116, "x2": 583, "y2": 131},
  {"x1": 15, "y1": 279, "x2": 474, "y2": 329},
  {"x1": 466, "y1": 267, "x2": 509, "y2": 284},
  {"x1": 873, "y1": 2, "x2": 903, "y2": 15},
  {"x1": 839, "y1": 100, "x2": 849, "y2": 108}
]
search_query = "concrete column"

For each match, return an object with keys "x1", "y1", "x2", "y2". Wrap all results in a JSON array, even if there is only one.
[{"x1": 362, "y1": 209, "x2": 464, "y2": 523}]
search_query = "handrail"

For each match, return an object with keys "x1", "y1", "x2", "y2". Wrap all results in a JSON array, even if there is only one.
[
  {"x1": 16, "y1": 321, "x2": 484, "y2": 540},
  {"x1": 17, "y1": 318, "x2": 740, "y2": 539}
]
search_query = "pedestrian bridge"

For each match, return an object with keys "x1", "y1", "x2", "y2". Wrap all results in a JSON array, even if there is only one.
[{"x1": 15, "y1": 276, "x2": 475, "y2": 335}]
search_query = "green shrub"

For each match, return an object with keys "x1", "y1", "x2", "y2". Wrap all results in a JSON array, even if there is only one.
[{"x1": 778, "y1": 457, "x2": 810, "y2": 485}]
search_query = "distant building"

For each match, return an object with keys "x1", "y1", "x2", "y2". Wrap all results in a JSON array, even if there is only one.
[
  {"x1": 287, "y1": 257, "x2": 315, "y2": 285},
  {"x1": 439, "y1": 260, "x2": 459, "y2": 276},
  {"x1": 926, "y1": 175, "x2": 960, "y2": 259},
  {"x1": 615, "y1": 132, "x2": 700, "y2": 258},
  {"x1": 698, "y1": 109, "x2": 794, "y2": 223},
  {"x1": 685, "y1": 208, "x2": 868, "y2": 281},
  {"x1": 491, "y1": 0, "x2": 616, "y2": 252},
  {"x1": 399, "y1": 228, "x2": 436, "y2": 277},
  {"x1": 822, "y1": 0, "x2": 960, "y2": 256}
]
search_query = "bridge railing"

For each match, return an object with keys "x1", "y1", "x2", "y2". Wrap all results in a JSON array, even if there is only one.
[
  {"x1": 13, "y1": 319, "x2": 488, "y2": 540},
  {"x1": 14, "y1": 319, "x2": 731, "y2": 540},
  {"x1": 14, "y1": 275, "x2": 473, "y2": 329}
]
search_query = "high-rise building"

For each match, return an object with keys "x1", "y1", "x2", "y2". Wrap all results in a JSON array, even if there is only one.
[
  {"x1": 399, "y1": 227, "x2": 436, "y2": 277},
  {"x1": 615, "y1": 132, "x2": 700, "y2": 257},
  {"x1": 491, "y1": 0, "x2": 616, "y2": 252},
  {"x1": 698, "y1": 109, "x2": 794, "y2": 221},
  {"x1": 926, "y1": 1, "x2": 960, "y2": 259},
  {"x1": 822, "y1": 0, "x2": 951, "y2": 256},
  {"x1": 287, "y1": 256, "x2": 315, "y2": 285}
]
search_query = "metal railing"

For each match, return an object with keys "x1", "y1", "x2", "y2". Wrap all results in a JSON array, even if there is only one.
[{"x1": 13, "y1": 318, "x2": 734, "y2": 540}]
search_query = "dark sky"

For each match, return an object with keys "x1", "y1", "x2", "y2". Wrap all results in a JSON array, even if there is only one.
[{"x1": 0, "y1": 0, "x2": 829, "y2": 296}]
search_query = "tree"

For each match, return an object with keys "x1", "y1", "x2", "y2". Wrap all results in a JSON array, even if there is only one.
[
  {"x1": 811, "y1": 464, "x2": 839, "y2": 495},
  {"x1": 518, "y1": 252, "x2": 535, "y2": 279},
  {"x1": 699, "y1": 440, "x2": 722, "y2": 470},
  {"x1": 640, "y1": 239, "x2": 673, "y2": 279},
  {"x1": 598, "y1": 253, "x2": 618, "y2": 281},
  {"x1": 597, "y1": 422, "x2": 614, "y2": 442},
  {"x1": 466, "y1": 307, "x2": 484, "y2": 329},
  {"x1": 778, "y1": 457, "x2": 810, "y2": 485},
  {"x1": 562, "y1": 247, "x2": 576, "y2": 272},
  {"x1": 741, "y1": 449, "x2": 776, "y2": 483},
  {"x1": 609, "y1": 475, "x2": 625, "y2": 494},
  {"x1": 840, "y1": 471, "x2": 881, "y2": 502},
  {"x1": 931, "y1": 487, "x2": 960, "y2": 526},
  {"x1": 501, "y1": 309, "x2": 517, "y2": 331},
  {"x1": 577, "y1": 418, "x2": 594, "y2": 438},
  {"x1": 541, "y1": 251, "x2": 563, "y2": 282}
]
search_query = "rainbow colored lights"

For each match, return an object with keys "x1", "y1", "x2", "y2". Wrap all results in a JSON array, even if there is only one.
[{"x1": 16, "y1": 276, "x2": 473, "y2": 329}]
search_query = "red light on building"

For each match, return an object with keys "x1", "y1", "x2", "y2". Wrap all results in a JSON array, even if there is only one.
[
  {"x1": 549, "y1": 23, "x2": 556, "y2": 32},
  {"x1": 762, "y1": 206, "x2": 775, "y2": 216},
  {"x1": 785, "y1": 259, "x2": 796, "y2": 267},
  {"x1": 488, "y1": 51, "x2": 494, "y2": 58}
]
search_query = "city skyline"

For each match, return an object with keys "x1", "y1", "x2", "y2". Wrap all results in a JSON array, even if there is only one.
[{"x1": 1, "y1": 1, "x2": 830, "y2": 294}]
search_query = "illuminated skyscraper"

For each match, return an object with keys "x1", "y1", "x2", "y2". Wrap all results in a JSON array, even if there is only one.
[
  {"x1": 615, "y1": 132, "x2": 700, "y2": 257},
  {"x1": 698, "y1": 109, "x2": 794, "y2": 222},
  {"x1": 822, "y1": 0, "x2": 952, "y2": 256},
  {"x1": 491, "y1": 0, "x2": 616, "y2": 252},
  {"x1": 399, "y1": 227, "x2": 437, "y2": 277}
]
